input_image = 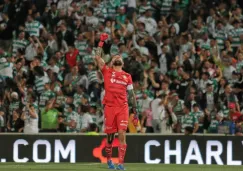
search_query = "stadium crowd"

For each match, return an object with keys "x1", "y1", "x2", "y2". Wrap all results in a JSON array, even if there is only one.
[{"x1": 0, "y1": 0, "x2": 243, "y2": 135}]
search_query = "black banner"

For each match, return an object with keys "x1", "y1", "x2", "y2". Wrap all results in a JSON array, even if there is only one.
[{"x1": 0, "y1": 134, "x2": 242, "y2": 165}]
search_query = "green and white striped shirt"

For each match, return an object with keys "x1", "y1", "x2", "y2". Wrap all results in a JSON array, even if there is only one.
[
  {"x1": 66, "y1": 111, "x2": 80, "y2": 132},
  {"x1": 138, "y1": 3, "x2": 152, "y2": 15},
  {"x1": 229, "y1": 28, "x2": 243, "y2": 47},
  {"x1": 208, "y1": 116, "x2": 219, "y2": 133},
  {"x1": 0, "y1": 62, "x2": 13, "y2": 78},
  {"x1": 56, "y1": 95, "x2": 65, "y2": 108},
  {"x1": 12, "y1": 39, "x2": 29, "y2": 56},
  {"x1": 25, "y1": 20, "x2": 44, "y2": 37},
  {"x1": 9, "y1": 101, "x2": 20, "y2": 115},
  {"x1": 83, "y1": 54, "x2": 94, "y2": 68},
  {"x1": 120, "y1": 0, "x2": 127, "y2": 6},
  {"x1": 74, "y1": 40, "x2": 88, "y2": 57},
  {"x1": 181, "y1": 113, "x2": 198, "y2": 133},
  {"x1": 160, "y1": 0, "x2": 173, "y2": 16},
  {"x1": 93, "y1": 4, "x2": 106, "y2": 23},
  {"x1": 99, "y1": 2, "x2": 108, "y2": 19},
  {"x1": 110, "y1": 44, "x2": 119, "y2": 56},
  {"x1": 214, "y1": 29, "x2": 226, "y2": 50},
  {"x1": 34, "y1": 74, "x2": 50, "y2": 94},
  {"x1": 56, "y1": 58, "x2": 65, "y2": 81},
  {"x1": 39, "y1": 90, "x2": 55, "y2": 109},
  {"x1": 236, "y1": 61, "x2": 243, "y2": 72},
  {"x1": 73, "y1": 93, "x2": 83, "y2": 109},
  {"x1": 103, "y1": 0, "x2": 120, "y2": 18},
  {"x1": 191, "y1": 111, "x2": 204, "y2": 128},
  {"x1": 88, "y1": 70, "x2": 99, "y2": 85}
]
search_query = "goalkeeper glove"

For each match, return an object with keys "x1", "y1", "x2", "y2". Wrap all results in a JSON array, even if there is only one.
[{"x1": 98, "y1": 33, "x2": 109, "y2": 47}]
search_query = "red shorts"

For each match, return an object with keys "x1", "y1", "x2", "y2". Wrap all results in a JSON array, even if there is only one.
[{"x1": 104, "y1": 104, "x2": 129, "y2": 134}]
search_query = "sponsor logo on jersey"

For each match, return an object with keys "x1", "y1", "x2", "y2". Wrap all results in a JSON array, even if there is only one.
[{"x1": 110, "y1": 78, "x2": 127, "y2": 85}]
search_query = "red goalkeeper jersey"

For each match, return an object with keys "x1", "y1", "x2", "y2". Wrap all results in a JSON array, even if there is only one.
[{"x1": 101, "y1": 65, "x2": 133, "y2": 107}]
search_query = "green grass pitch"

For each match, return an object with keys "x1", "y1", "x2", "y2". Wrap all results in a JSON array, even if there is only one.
[{"x1": 0, "y1": 163, "x2": 243, "y2": 171}]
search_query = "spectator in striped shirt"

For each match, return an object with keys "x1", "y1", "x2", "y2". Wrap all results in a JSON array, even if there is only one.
[
  {"x1": 25, "y1": 15, "x2": 46, "y2": 37},
  {"x1": 74, "y1": 33, "x2": 88, "y2": 57},
  {"x1": 228, "y1": 20, "x2": 243, "y2": 51},
  {"x1": 138, "y1": 0, "x2": 152, "y2": 16},
  {"x1": 102, "y1": 0, "x2": 120, "y2": 19},
  {"x1": 65, "y1": 103, "x2": 79, "y2": 133},
  {"x1": 39, "y1": 82, "x2": 55, "y2": 110},
  {"x1": 33, "y1": 66, "x2": 50, "y2": 95},
  {"x1": 0, "y1": 57, "x2": 13, "y2": 79},
  {"x1": 87, "y1": 62, "x2": 100, "y2": 103},
  {"x1": 213, "y1": 21, "x2": 227, "y2": 50},
  {"x1": 11, "y1": 31, "x2": 28, "y2": 57},
  {"x1": 91, "y1": 0, "x2": 106, "y2": 23}
]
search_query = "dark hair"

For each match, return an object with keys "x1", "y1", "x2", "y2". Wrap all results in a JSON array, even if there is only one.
[
  {"x1": 15, "y1": 58, "x2": 23, "y2": 64},
  {"x1": 34, "y1": 55, "x2": 43, "y2": 62},
  {"x1": 182, "y1": 35, "x2": 188, "y2": 41},
  {"x1": 79, "y1": 67, "x2": 87, "y2": 75},
  {"x1": 162, "y1": 36, "x2": 169, "y2": 41},
  {"x1": 138, "y1": 38, "x2": 144, "y2": 43},
  {"x1": 17, "y1": 48, "x2": 25, "y2": 55},
  {"x1": 217, "y1": 21, "x2": 223, "y2": 25},
  {"x1": 88, "y1": 7, "x2": 94, "y2": 14},
  {"x1": 34, "y1": 66, "x2": 44, "y2": 76},
  {"x1": 81, "y1": 105, "x2": 90, "y2": 113},
  {"x1": 184, "y1": 102, "x2": 191, "y2": 110},
  {"x1": 185, "y1": 126, "x2": 193, "y2": 134},
  {"x1": 224, "y1": 83, "x2": 230, "y2": 89},
  {"x1": 69, "y1": 104, "x2": 75, "y2": 110},
  {"x1": 161, "y1": 44, "x2": 168, "y2": 49},
  {"x1": 51, "y1": 2, "x2": 57, "y2": 6},
  {"x1": 89, "y1": 123, "x2": 98, "y2": 132}
]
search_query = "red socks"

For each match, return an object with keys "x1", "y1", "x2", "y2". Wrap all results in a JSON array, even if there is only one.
[
  {"x1": 118, "y1": 144, "x2": 127, "y2": 164},
  {"x1": 105, "y1": 143, "x2": 112, "y2": 161},
  {"x1": 106, "y1": 143, "x2": 127, "y2": 164}
]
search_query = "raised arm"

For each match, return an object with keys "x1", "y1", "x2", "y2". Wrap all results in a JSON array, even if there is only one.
[
  {"x1": 95, "y1": 55, "x2": 105, "y2": 70},
  {"x1": 95, "y1": 33, "x2": 109, "y2": 70}
]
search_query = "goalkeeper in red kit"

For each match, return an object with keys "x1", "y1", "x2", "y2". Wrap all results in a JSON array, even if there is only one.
[{"x1": 95, "y1": 33, "x2": 138, "y2": 170}]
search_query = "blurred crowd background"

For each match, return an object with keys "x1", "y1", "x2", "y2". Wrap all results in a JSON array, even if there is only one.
[{"x1": 0, "y1": 0, "x2": 243, "y2": 135}]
